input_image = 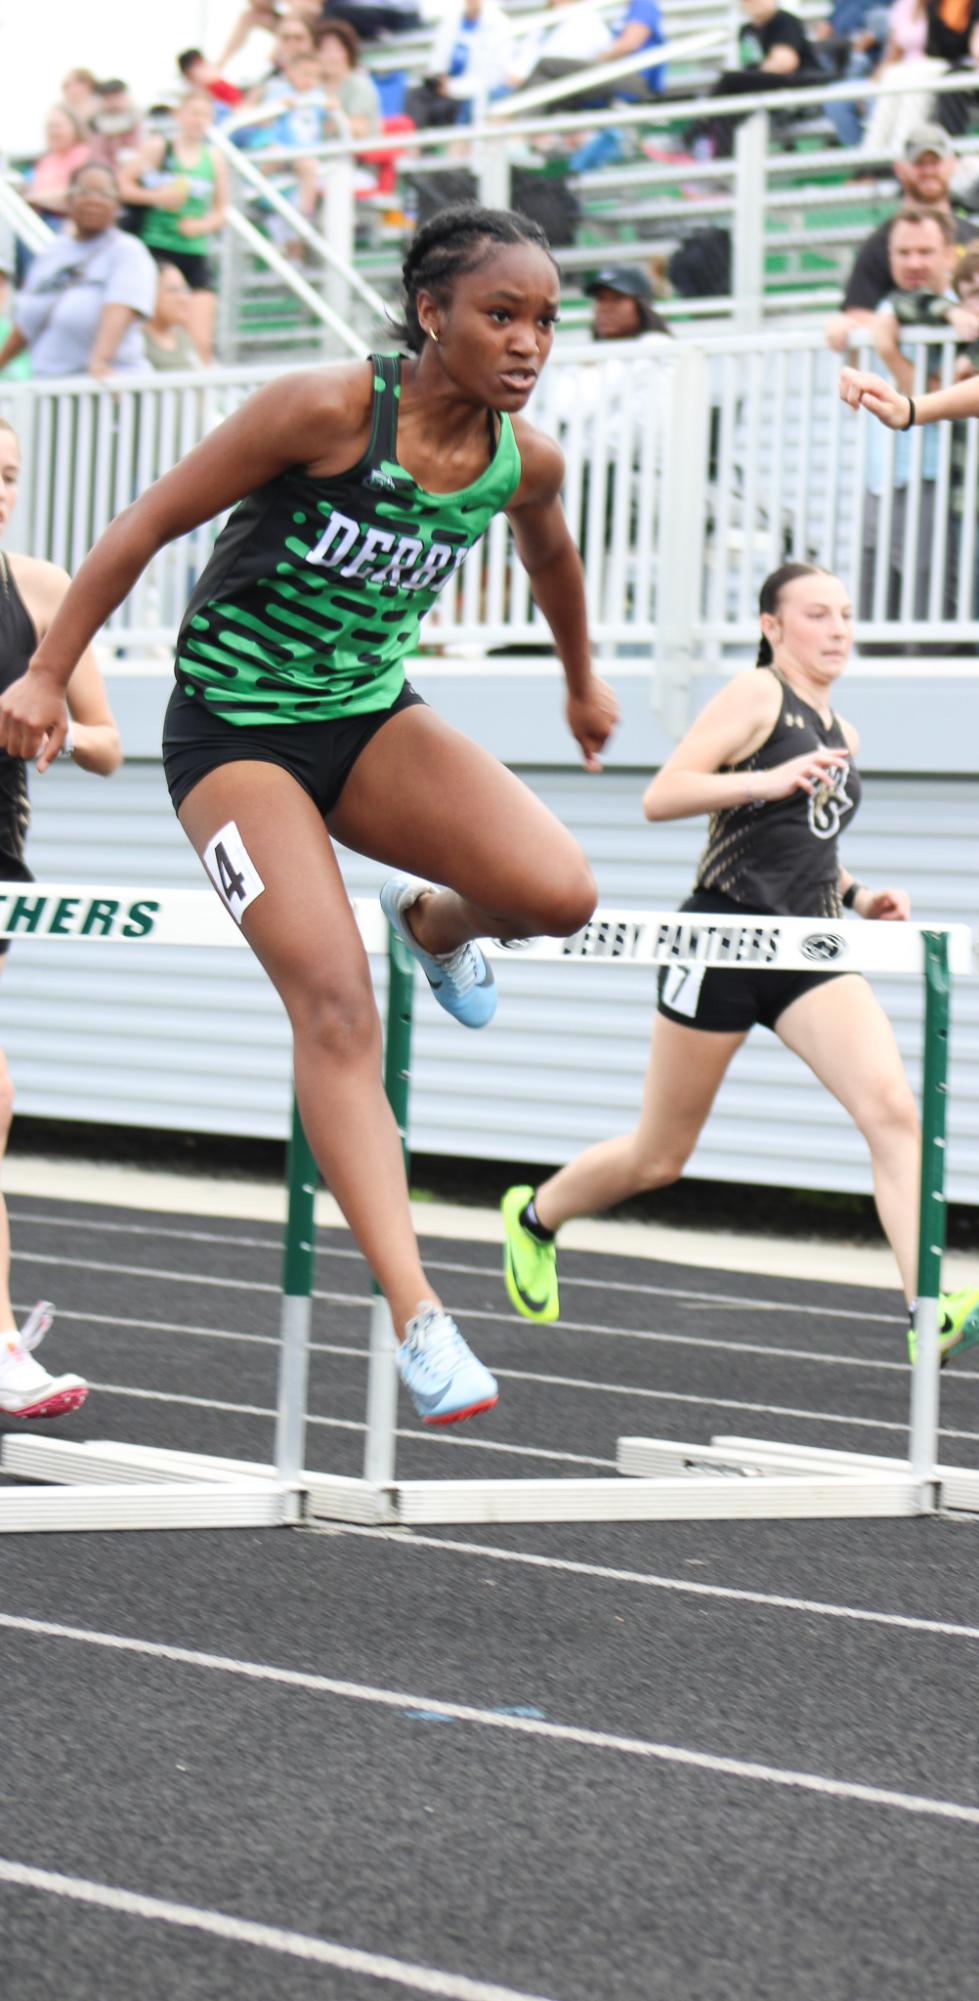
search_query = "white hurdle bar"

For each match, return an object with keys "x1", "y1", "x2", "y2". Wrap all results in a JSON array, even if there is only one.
[{"x1": 0, "y1": 890, "x2": 975, "y2": 1530}]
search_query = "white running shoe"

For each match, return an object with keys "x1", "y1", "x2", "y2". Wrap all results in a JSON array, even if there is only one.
[
  {"x1": 396, "y1": 1301, "x2": 498, "y2": 1426},
  {"x1": 380, "y1": 876, "x2": 496, "y2": 1029},
  {"x1": 0, "y1": 1302, "x2": 88, "y2": 1420}
]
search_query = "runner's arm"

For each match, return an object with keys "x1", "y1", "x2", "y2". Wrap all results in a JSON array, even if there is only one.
[
  {"x1": 643, "y1": 671, "x2": 846, "y2": 819},
  {"x1": 0, "y1": 364, "x2": 371, "y2": 761},
  {"x1": 840, "y1": 364, "x2": 979, "y2": 425},
  {"x1": 507, "y1": 425, "x2": 619, "y2": 770}
]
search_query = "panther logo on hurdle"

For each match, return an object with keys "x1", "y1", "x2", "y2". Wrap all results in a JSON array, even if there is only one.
[{"x1": 800, "y1": 932, "x2": 846, "y2": 963}]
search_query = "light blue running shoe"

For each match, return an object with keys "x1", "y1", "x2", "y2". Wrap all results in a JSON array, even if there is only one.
[
  {"x1": 397, "y1": 1302, "x2": 499, "y2": 1426},
  {"x1": 380, "y1": 875, "x2": 496, "y2": 1029}
]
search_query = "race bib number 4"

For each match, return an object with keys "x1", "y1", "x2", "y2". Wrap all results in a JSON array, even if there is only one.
[{"x1": 203, "y1": 821, "x2": 265, "y2": 924}]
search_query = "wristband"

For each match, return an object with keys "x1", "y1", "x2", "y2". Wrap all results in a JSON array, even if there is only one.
[
  {"x1": 901, "y1": 397, "x2": 916, "y2": 431},
  {"x1": 59, "y1": 729, "x2": 75, "y2": 761},
  {"x1": 841, "y1": 880, "x2": 864, "y2": 909}
]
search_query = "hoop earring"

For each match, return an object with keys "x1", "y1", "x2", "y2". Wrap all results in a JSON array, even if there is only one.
[{"x1": 429, "y1": 328, "x2": 440, "y2": 344}]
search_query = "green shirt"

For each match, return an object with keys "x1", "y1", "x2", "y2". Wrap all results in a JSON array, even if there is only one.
[
  {"x1": 175, "y1": 353, "x2": 522, "y2": 724},
  {"x1": 143, "y1": 143, "x2": 218, "y2": 259}
]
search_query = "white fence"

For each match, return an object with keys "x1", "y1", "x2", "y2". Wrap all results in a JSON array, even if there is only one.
[{"x1": 2, "y1": 329, "x2": 977, "y2": 677}]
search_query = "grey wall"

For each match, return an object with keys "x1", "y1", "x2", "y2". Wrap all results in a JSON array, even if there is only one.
[{"x1": 5, "y1": 665, "x2": 978, "y2": 1206}]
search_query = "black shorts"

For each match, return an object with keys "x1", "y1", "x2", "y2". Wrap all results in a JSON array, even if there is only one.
[
  {"x1": 162, "y1": 680, "x2": 427, "y2": 817},
  {"x1": 149, "y1": 247, "x2": 215, "y2": 291},
  {"x1": 0, "y1": 847, "x2": 34, "y2": 960},
  {"x1": 656, "y1": 891, "x2": 849, "y2": 1035}
]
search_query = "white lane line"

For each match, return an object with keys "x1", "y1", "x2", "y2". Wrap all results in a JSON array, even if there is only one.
[
  {"x1": 2, "y1": 1614, "x2": 979, "y2": 1829},
  {"x1": 42, "y1": 1302, "x2": 912, "y2": 1381},
  {"x1": 328, "y1": 1526, "x2": 979, "y2": 1645},
  {"x1": 0, "y1": 1859, "x2": 556, "y2": 2001},
  {"x1": 8, "y1": 1213, "x2": 896, "y2": 1324},
  {"x1": 20, "y1": 1288, "x2": 914, "y2": 1378},
  {"x1": 84, "y1": 1372, "x2": 979, "y2": 1448},
  {"x1": 85, "y1": 1383, "x2": 615, "y2": 1469},
  {"x1": 13, "y1": 1252, "x2": 279, "y2": 1295},
  {"x1": 462, "y1": 1313, "x2": 908, "y2": 1375}
]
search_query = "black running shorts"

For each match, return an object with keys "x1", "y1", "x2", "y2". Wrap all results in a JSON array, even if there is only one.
[
  {"x1": 162, "y1": 679, "x2": 427, "y2": 817},
  {"x1": 656, "y1": 890, "x2": 850, "y2": 1035},
  {"x1": 149, "y1": 247, "x2": 216, "y2": 291},
  {"x1": 0, "y1": 827, "x2": 33, "y2": 960}
]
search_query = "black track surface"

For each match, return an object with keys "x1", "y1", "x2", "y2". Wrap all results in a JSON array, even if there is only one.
[{"x1": 3, "y1": 1196, "x2": 978, "y2": 2001}]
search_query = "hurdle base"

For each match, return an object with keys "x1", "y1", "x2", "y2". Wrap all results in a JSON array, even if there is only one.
[
  {"x1": 0, "y1": 1436, "x2": 395, "y2": 1529},
  {"x1": 5, "y1": 1432, "x2": 978, "y2": 1531},
  {"x1": 0, "y1": 1474, "x2": 295, "y2": 1534},
  {"x1": 617, "y1": 1434, "x2": 979, "y2": 1516}
]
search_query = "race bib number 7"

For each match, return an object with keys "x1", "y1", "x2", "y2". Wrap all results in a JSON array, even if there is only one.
[
  {"x1": 203, "y1": 820, "x2": 265, "y2": 924},
  {"x1": 660, "y1": 962, "x2": 707, "y2": 1019}
]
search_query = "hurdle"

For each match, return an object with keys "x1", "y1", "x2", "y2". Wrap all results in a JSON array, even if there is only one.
[{"x1": 1, "y1": 887, "x2": 977, "y2": 1530}]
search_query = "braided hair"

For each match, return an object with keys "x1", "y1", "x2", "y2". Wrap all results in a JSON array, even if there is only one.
[
  {"x1": 756, "y1": 563, "x2": 829, "y2": 666},
  {"x1": 396, "y1": 203, "x2": 557, "y2": 354}
]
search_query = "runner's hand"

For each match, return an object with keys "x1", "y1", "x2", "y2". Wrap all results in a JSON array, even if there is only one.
[
  {"x1": 839, "y1": 367, "x2": 911, "y2": 430},
  {"x1": 0, "y1": 670, "x2": 69, "y2": 772},
  {"x1": 751, "y1": 747, "x2": 849, "y2": 803},
  {"x1": 858, "y1": 886, "x2": 911, "y2": 922},
  {"x1": 566, "y1": 676, "x2": 619, "y2": 772}
]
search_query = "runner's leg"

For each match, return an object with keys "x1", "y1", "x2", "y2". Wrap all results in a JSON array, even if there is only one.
[
  {"x1": 775, "y1": 974, "x2": 920, "y2": 1298},
  {"x1": 328, "y1": 703, "x2": 597, "y2": 951},
  {"x1": 179, "y1": 760, "x2": 441, "y2": 1338},
  {"x1": 0, "y1": 1043, "x2": 14, "y2": 1328},
  {"x1": 532, "y1": 1013, "x2": 747, "y2": 1230}
]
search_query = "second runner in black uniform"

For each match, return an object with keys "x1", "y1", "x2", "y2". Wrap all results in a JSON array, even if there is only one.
[
  {"x1": 0, "y1": 549, "x2": 37, "y2": 930},
  {"x1": 501, "y1": 561, "x2": 979, "y2": 1367},
  {"x1": 658, "y1": 664, "x2": 862, "y2": 1034},
  {"x1": 0, "y1": 417, "x2": 122, "y2": 1419}
]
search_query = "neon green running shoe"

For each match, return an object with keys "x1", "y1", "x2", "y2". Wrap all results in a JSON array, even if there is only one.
[
  {"x1": 907, "y1": 1286, "x2": 979, "y2": 1367},
  {"x1": 501, "y1": 1184, "x2": 560, "y2": 1323}
]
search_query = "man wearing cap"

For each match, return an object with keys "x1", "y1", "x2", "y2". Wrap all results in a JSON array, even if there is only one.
[
  {"x1": 585, "y1": 264, "x2": 672, "y2": 338},
  {"x1": 825, "y1": 123, "x2": 979, "y2": 349}
]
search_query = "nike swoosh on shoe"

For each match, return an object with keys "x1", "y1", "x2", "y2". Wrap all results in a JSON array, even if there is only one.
[{"x1": 506, "y1": 1251, "x2": 551, "y2": 1317}]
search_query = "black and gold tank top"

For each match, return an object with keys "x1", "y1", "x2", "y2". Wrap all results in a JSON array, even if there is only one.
[
  {"x1": 0, "y1": 552, "x2": 33, "y2": 862},
  {"x1": 694, "y1": 668, "x2": 862, "y2": 919}
]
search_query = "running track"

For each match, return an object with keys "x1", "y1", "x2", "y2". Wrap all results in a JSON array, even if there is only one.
[{"x1": 3, "y1": 1194, "x2": 979, "y2": 2001}]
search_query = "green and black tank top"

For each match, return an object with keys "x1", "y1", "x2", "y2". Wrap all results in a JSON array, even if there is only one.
[{"x1": 175, "y1": 352, "x2": 522, "y2": 725}]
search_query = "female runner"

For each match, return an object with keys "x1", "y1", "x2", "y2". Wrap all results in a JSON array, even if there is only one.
[
  {"x1": 0, "y1": 204, "x2": 618, "y2": 1428},
  {"x1": 502, "y1": 561, "x2": 979, "y2": 1364},
  {"x1": 0, "y1": 417, "x2": 123, "y2": 1420}
]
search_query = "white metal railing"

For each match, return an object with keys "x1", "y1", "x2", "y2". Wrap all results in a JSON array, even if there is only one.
[
  {"x1": 0, "y1": 365, "x2": 283, "y2": 640},
  {"x1": 4, "y1": 76, "x2": 967, "y2": 367},
  {"x1": 0, "y1": 176, "x2": 53, "y2": 256},
  {"x1": 1, "y1": 332, "x2": 977, "y2": 686},
  {"x1": 362, "y1": 0, "x2": 830, "y2": 74},
  {"x1": 241, "y1": 72, "x2": 979, "y2": 339},
  {"x1": 655, "y1": 323, "x2": 979, "y2": 730},
  {"x1": 0, "y1": 158, "x2": 368, "y2": 364},
  {"x1": 278, "y1": 64, "x2": 979, "y2": 322}
]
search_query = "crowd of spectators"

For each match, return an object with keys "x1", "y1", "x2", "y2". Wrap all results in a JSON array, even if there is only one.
[
  {"x1": 0, "y1": 9, "x2": 394, "y2": 376},
  {"x1": 4, "y1": 0, "x2": 979, "y2": 384}
]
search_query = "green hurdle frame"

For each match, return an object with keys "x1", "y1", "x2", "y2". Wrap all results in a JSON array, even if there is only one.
[
  {"x1": 280, "y1": 922, "x2": 960, "y2": 1522},
  {"x1": 1, "y1": 895, "x2": 977, "y2": 1529},
  {"x1": 909, "y1": 932, "x2": 951, "y2": 1486}
]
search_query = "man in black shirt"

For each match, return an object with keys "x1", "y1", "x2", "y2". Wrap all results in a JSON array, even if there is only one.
[
  {"x1": 697, "y1": 0, "x2": 822, "y2": 156},
  {"x1": 825, "y1": 123, "x2": 979, "y2": 349}
]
